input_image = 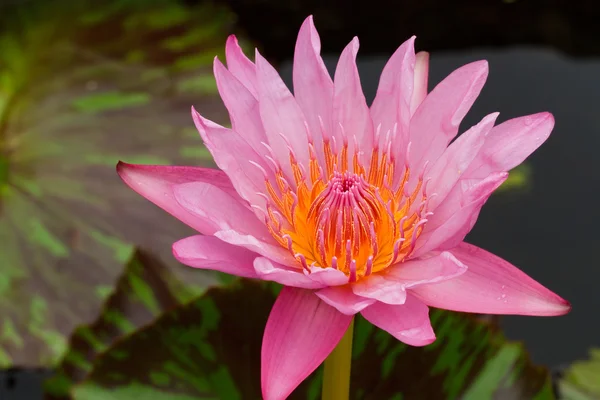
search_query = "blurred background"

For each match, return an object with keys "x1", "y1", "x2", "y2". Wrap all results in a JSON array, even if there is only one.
[{"x1": 0, "y1": 0, "x2": 598, "y2": 399}]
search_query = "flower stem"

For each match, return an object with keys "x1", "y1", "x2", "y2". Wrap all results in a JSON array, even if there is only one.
[{"x1": 322, "y1": 317, "x2": 354, "y2": 400}]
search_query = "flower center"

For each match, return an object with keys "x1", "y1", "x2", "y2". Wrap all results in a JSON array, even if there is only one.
[{"x1": 260, "y1": 132, "x2": 430, "y2": 282}]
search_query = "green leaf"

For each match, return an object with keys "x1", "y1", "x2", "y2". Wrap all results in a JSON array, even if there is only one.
[
  {"x1": 559, "y1": 348, "x2": 600, "y2": 400},
  {"x1": 44, "y1": 249, "x2": 199, "y2": 399},
  {"x1": 0, "y1": 0, "x2": 240, "y2": 367},
  {"x1": 70, "y1": 280, "x2": 555, "y2": 400}
]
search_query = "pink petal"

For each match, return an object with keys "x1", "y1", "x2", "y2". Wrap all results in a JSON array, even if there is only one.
[
  {"x1": 351, "y1": 275, "x2": 407, "y2": 305},
  {"x1": 386, "y1": 251, "x2": 467, "y2": 288},
  {"x1": 293, "y1": 15, "x2": 334, "y2": 166},
  {"x1": 361, "y1": 294, "x2": 435, "y2": 346},
  {"x1": 408, "y1": 60, "x2": 488, "y2": 176},
  {"x1": 262, "y1": 287, "x2": 352, "y2": 400},
  {"x1": 254, "y1": 257, "x2": 325, "y2": 289},
  {"x1": 173, "y1": 181, "x2": 270, "y2": 239},
  {"x1": 255, "y1": 50, "x2": 310, "y2": 181},
  {"x1": 213, "y1": 58, "x2": 267, "y2": 154},
  {"x1": 172, "y1": 235, "x2": 258, "y2": 278},
  {"x1": 333, "y1": 37, "x2": 374, "y2": 162},
  {"x1": 315, "y1": 285, "x2": 376, "y2": 315},
  {"x1": 414, "y1": 172, "x2": 508, "y2": 257},
  {"x1": 116, "y1": 162, "x2": 235, "y2": 234},
  {"x1": 370, "y1": 36, "x2": 415, "y2": 157},
  {"x1": 466, "y1": 112, "x2": 554, "y2": 178},
  {"x1": 410, "y1": 51, "x2": 430, "y2": 115},
  {"x1": 410, "y1": 242, "x2": 571, "y2": 316},
  {"x1": 426, "y1": 112, "x2": 498, "y2": 211},
  {"x1": 225, "y1": 35, "x2": 257, "y2": 97},
  {"x1": 215, "y1": 230, "x2": 297, "y2": 267},
  {"x1": 191, "y1": 108, "x2": 271, "y2": 210},
  {"x1": 306, "y1": 266, "x2": 349, "y2": 287}
]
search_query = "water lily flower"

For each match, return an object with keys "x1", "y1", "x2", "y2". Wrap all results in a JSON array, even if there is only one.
[{"x1": 118, "y1": 15, "x2": 570, "y2": 400}]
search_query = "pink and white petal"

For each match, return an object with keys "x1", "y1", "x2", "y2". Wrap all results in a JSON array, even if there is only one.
[
  {"x1": 213, "y1": 58, "x2": 268, "y2": 154},
  {"x1": 306, "y1": 266, "x2": 349, "y2": 287},
  {"x1": 386, "y1": 251, "x2": 467, "y2": 288},
  {"x1": 254, "y1": 257, "x2": 325, "y2": 289},
  {"x1": 172, "y1": 235, "x2": 258, "y2": 278},
  {"x1": 225, "y1": 35, "x2": 258, "y2": 97},
  {"x1": 410, "y1": 242, "x2": 571, "y2": 316},
  {"x1": 255, "y1": 50, "x2": 311, "y2": 181},
  {"x1": 293, "y1": 15, "x2": 333, "y2": 165},
  {"x1": 351, "y1": 274, "x2": 407, "y2": 305},
  {"x1": 191, "y1": 108, "x2": 272, "y2": 210},
  {"x1": 408, "y1": 60, "x2": 488, "y2": 176},
  {"x1": 465, "y1": 112, "x2": 554, "y2": 179},
  {"x1": 426, "y1": 113, "x2": 498, "y2": 210},
  {"x1": 315, "y1": 285, "x2": 376, "y2": 315},
  {"x1": 410, "y1": 51, "x2": 430, "y2": 115},
  {"x1": 370, "y1": 36, "x2": 415, "y2": 156},
  {"x1": 333, "y1": 37, "x2": 374, "y2": 162},
  {"x1": 173, "y1": 182, "x2": 270, "y2": 240},
  {"x1": 361, "y1": 294, "x2": 435, "y2": 346},
  {"x1": 117, "y1": 162, "x2": 236, "y2": 235},
  {"x1": 414, "y1": 172, "x2": 508, "y2": 257},
  {"x1": 262, "y1": 287, "x2": 352, "y2": 400},
  {"x1": 216, "y1": 229, "x2": 297, "y2": 267}
]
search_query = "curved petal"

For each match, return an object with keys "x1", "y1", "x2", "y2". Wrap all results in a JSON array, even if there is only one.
[
  {"x1": 351, "y1": 275, "x2": 407, "y2": 305},
  {"x1": 370, "y1": 36, "x2": 415, "y2": 157},
  {"x1": 315, "y1": 285, "x2": 376, "y2": 315},
  {"x1": 213, "y1": 58, "x2": 267, "y2": 154},
  {"x1": 173, "y1": 181, "x2": 270, "y2": 239},
  {"x1": 361, "y1": 294, "x2": 435, "y2": 346},
  {"x1": 172, "y1": 235, "x2": 258, "y2": 278},
  {"x1": 254, "y1": 257, "x2": 324, "y2": 289},
  {"x1": 306, "y1": 266, "x2": 349, "y2": 286},
  {"x1": 191, "y1": 108, "x2": 271, "y2": 210},
  {"x1": 333, "y1": 37, "x2": 374, "y2": 163},
  {"x1": 465, "y1": 112, "x2": 554, "y2": 179},
  {"x1": 408, "y1": 60, "x2": 488, "y2": 176},
  {"x1": 410, "y1": 242, "x2": 571, "y2": 316},
  {"x1": 262, "y1": 287, "x2": 352, "y2": 400},
  {"x1": 216, "y1": 230, "x2": 297, "y2": 267},
  {"x1": 386, "y1": 251, "x2": 467, "y2": 288},
  {"x1": 293, "y1": 15, "x2": 333, "y2": 166},
  {"x1": 414, "y1": 172, "x2": 508, "y2": 256},
  {"x1": 255, "y1": 50, "x2": 310, "y2": 181},
  {"x1": 410, "y1": 51, "x2": 429, "y2": 115},
  {"x1": 225, "y1": 35, "x2": 257, "y2": 97},
  {"x1": 116, "y1": 162, "x2": 235, "y2": 234}
]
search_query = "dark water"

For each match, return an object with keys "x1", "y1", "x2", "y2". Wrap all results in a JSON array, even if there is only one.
[{"x1": 281, "y1": 47, "x2": 599, "y2": 367}]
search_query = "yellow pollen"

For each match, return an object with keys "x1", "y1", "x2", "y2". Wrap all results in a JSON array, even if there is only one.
[{"x1": 263, "y1": 139, "x2": 428, "y2": 282}]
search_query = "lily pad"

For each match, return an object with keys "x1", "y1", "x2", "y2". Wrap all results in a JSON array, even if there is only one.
[
  {"x1": 69, "y1": 280, "x2": 555, "y2": 400},
  {"x1": 0, "y1": 0, "x2": 241, "y2": 367}
]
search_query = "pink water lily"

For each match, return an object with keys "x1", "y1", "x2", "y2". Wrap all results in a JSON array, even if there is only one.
[{"x1": 118, "y1": 16, "x2": 570, "y2": 400}]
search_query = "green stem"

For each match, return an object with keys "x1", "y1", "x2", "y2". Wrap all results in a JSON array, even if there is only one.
[{"x1": 322, "y1": 317, "x2": 354, "y2": 400}]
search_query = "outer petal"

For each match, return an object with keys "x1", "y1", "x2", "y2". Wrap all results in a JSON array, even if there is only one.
[
  {"x1": 465, "y1": 112, "x2": 554, "y2": 178},
  {"x1": 408, "y1": 60, "x2": 488, "y2": 176},
  {"x1": 116, "y1": 162, "x2": 236, "y2": 235},
  {"x1": 293, "y1": 15, "x2": 333, "y2": 165},
  {"x1": 414, "y1": 172, "x2": 508, "y2": 256},
  {"x1": 213, "y1": 58, "x2": 267, "y2": 154},
  {"x1": 216, "y1": 230, "x2": 297, "y2": 267},
  {"x1": 351, "y1": 275, "x2": 407, "y2": 305},
  {"x1": 370, "y1": 36, "x2": 415, "y2": 156},
  {"x1": 225, "y1": 35, "x2": 257, "y2": 97},
  {"x1": 255, "y1": 50, "x2": 310, "y2": 181},
  {"x1": 361, "y1": 294, "x2": 435, "y2": 346},
  {"x1": 386, "y1": 251, "x2": 468, "y2": 288},
  {"x1": 262, "y1": 287, "x2": 352, "y2": 400},
  {"x1": 315, "y1": 285, "x2": 376, "y2": 315},
  {"x1": 411, "y1": 242, "x2": 571, "y2": 316},
  {"x1": 410, "y1": 51, "x2": 429, "y2": 115},
  {"x1": 173, "y1": 181, "x2": 270, "y2": 239},
  {"x1": 172, "y1": 235, "x2": 258, "y2": 278},
  {"x1": 254, "y1": 257, "x2": 325, "y2": 289},
  {"x1": 426, "y1": 112, "x2": 498, "y2": 211},
  {"x1": 333, "y1": 37, "x2": 374, "y2": 162}
]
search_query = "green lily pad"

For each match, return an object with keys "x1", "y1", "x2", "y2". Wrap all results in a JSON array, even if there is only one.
[
  {"x1": 559, "y1": 348, "x2": 600, "y2": 400},
  {"x1": 0, "y1": 0, "x2": 240, "y2": 367},
  {"x1": 68, "y1": 280, "x2": 555, "y2": 400}
]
